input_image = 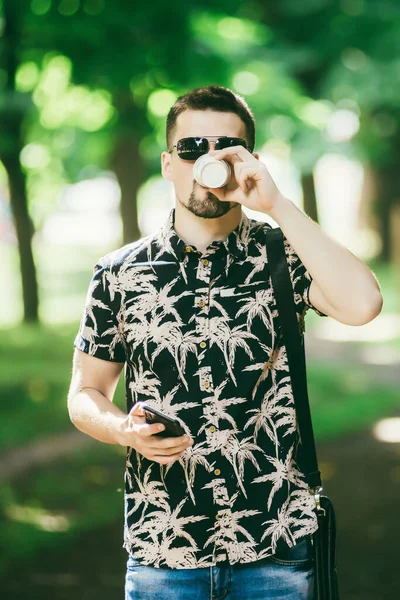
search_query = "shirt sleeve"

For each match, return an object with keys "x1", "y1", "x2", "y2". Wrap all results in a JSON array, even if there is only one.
[
  {"x1": 283, "y1": 234, "x2": 328, "y2": 318},
  {"x1": 74, "y1": 259, "x2": 126, "y2": 362}
]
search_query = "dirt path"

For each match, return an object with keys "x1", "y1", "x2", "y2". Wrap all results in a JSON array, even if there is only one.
[{"x1": 319, "y1": 416, "x2": 400, "y2": 599}]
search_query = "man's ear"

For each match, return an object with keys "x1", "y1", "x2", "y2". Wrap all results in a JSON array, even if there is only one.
[{"x1": 161, "y1": 151, "x2": 173, "y2": 182}]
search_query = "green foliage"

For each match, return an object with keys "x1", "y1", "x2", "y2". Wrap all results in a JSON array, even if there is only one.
[
  {"x1": 259, "y1": 0, "x2": 400, "y2": 166},
  {"x1": 2, "y1": 0, "x2": 398, "y2": 228},
  {"x1": 1, "y1": 0, "x2": 399, "y2": 214}
]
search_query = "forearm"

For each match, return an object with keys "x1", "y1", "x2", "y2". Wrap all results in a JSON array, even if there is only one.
[
  {"x1": 268, "y1": 194, "x2": 382, "y2": 317},
  {"x1": 68, "y1": 387, "x2": 126, "y2": 445}
]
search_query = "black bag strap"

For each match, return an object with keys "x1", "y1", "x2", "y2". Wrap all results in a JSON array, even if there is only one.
[{"x1": 265, "y1": 226, "x2": 322, "y2": 490}]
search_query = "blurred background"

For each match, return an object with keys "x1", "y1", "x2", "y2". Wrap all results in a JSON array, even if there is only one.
[{"x1": 0, "y1": 1, "x2": 399, "y2": 598}]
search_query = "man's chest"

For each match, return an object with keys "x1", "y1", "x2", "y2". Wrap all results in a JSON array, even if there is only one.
[{"x1": 117, "y1": 255, "x2": 280, "y2": 373}]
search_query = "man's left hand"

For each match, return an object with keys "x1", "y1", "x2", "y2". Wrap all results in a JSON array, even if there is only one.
[{"x1": 208, "y1": 146, "x2": 283, "y2": 215}]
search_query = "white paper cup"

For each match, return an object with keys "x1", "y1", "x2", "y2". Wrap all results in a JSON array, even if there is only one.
[{"x1": 193, "y1": 155, "x2": 230, "y2": 188}]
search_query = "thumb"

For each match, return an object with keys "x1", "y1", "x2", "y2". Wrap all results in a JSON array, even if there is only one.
[{"x1": 129, "y1": 402, "x2": 146, "y2": 423}]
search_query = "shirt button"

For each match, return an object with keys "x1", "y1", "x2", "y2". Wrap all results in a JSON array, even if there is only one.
[
  {"x1": 199, "y1": 341, "x2": 207, "y2": 348},
  {"x1": 203, "y1": 381, "x2": 210, "y2": 389},
  {"x1": 214, "y1": 469, "x2": 221, "y2": 476},
  {"x1": 215, "y1": 514, "x2": 220, "y2": 520},
  {"x1": 198, "y1": 300, "x2": 205, "y2": 308},
  {"x1": 209, "y1": 426, "x2": 216, "y2": 433},
  {"x1": 202, "y1": 259, "x2": 209, "y2": 266},
  {"x1": 185, "y1": 245, "x2": 192, "y2": 252}
]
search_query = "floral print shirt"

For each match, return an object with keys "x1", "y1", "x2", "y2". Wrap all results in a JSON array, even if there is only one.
[{"x1": 74, "y1": 207, "x2": 327, "y2": 569}]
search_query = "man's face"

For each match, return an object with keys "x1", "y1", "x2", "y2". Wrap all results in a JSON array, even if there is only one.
[{"x1": 161, "y1": 110, "x2": 248, "y2": 219}]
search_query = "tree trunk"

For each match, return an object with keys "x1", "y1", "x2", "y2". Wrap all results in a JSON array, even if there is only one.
[
  {"x1": 357, "y1": 166, "x2": 379, "y2": 232},
  {"x1": 111, "y1": 135, "x2": 146, "y2": 244},
  {"x1": 3, "y1": 156, "x2": 39, "y2": 322},
  {"x1": 372, "y1": 166, "x2": 400, "y2": 263},
  {"x1": 391, "y1": 204, "x2": 400, "y2": 266},
  {"x1": 0, "y1": 0, "x2": 39, "y2": 322},
  {"x1": 301, "y1": 172, "x2": 319, "y2": 223},
  {"x1": 110, "y1": 93, "x2": 151, "y2": 245}
]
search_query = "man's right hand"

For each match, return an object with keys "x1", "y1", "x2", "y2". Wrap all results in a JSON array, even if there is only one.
[{"x1": 116, "y1": 402, "x2": 194, "y2": 464}]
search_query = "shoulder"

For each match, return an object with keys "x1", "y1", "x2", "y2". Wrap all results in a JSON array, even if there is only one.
[
  {"x1": 93, "y1": 232, "x2": 156, "y2": 274},
  {"x1": 246, "y1": 215, "x2": 276, "y2": 238},
  {"x1": 248, "y1": 219, "x2": 299, "y2": 270},
  {"x1": 251, "y1": 219, "x2": 296, "y2": 257},
  {"x1": 247, "y1": 217, "x2": 281, "y2": 248}
]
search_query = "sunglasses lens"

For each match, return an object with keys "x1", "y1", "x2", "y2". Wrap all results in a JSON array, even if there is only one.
[
  {"x1": 177, "y1": 137, "x2": 209, "y2": 160},
  {"x1": 215, "y1": 137, "x2": 247, "y2": 150}
]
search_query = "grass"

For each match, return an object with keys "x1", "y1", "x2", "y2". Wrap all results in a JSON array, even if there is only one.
[
  {"x1": 0, "y1": 323, "x2": 125, "y2": 453},
  {"x1": 0, "y1": 443, "x2": 126, "y2": 574},
  {"x1": 0, "y1": 323, "x2": 126, "y2": 574},
  {"x1": 307, "y1": 363, "x2": 400, "y2": 439}
]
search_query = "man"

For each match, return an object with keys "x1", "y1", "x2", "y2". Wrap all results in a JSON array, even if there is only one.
[{"x1": 68, "y1": 85, "x2": 383, "y2": 599}]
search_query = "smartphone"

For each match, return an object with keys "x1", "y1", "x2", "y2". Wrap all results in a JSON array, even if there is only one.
[{"x1": 140, "y1": 403, "x2": 186, "y2": 438}]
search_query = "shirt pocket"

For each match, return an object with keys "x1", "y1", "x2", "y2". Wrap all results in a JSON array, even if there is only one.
[
  {"x1": 218, "y1": 280, "x2": 267, "y2": 298},
  {"x1": 215, "y1": 280, "x2": 274, "y2": 343}
]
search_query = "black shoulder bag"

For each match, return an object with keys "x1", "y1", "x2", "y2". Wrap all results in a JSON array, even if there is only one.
[{"x1": 266, "y1": 226, "x2": 340, "y2": 600}]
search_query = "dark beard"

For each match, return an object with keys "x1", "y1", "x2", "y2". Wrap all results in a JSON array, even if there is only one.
[{"x1": 179, "y1": 181, "x2": 238, "y2": 219}]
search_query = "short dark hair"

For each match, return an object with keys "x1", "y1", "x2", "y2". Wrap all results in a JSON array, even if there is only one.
[{"x1": 166, "y1": 85, "x2": 256, "y2": 153}]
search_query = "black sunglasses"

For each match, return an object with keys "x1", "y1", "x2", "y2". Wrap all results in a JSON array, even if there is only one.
[{"x1": 168, "y1": 136, "x2": 248, "y2": 160}]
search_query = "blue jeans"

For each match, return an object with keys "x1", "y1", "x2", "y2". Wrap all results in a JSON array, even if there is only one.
[{"x1": 125, "y1": 536, "x2": 314, "y2": 599}]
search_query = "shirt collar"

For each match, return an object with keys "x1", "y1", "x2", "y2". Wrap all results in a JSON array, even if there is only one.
[{"x1": 159, "y1": 208, "x2": 250, "y2": 262}]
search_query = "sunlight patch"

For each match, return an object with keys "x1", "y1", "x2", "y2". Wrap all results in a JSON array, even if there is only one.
[
  {"x1": 5, "y1": 504, "x2": 70, "y2": 532},
  {"x1": 373, "y1": 418, "x2": 400, "y2": 444}
]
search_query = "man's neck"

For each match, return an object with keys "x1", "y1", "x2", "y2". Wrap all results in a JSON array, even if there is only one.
[{"x1": 173, "y1": 204, "x2": 242, "y2": 255}]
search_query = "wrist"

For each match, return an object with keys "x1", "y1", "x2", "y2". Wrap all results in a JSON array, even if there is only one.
[
  {"x1": 267, "y1": 193, "x2": 292, "y2": 223},
  {"x1": 112, "y1": 415, "x2": 131, "y2": 447}
]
